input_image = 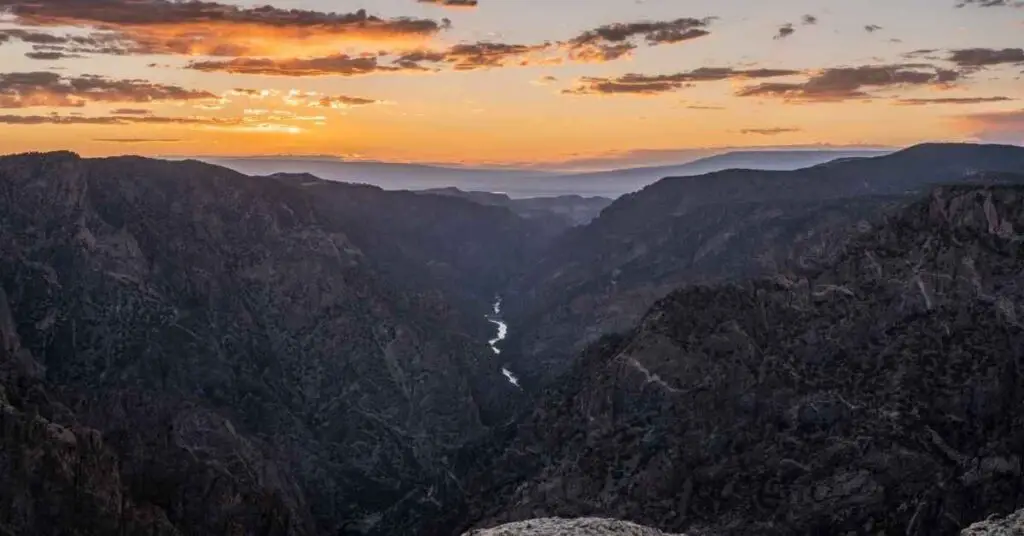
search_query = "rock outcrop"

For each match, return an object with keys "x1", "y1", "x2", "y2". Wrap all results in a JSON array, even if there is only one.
[
  {"x1": 962, "y1": 508, "x2": 1024, "y2": 535},
  {"x1": 461, "y1": 517, "x2": 691, "y2": 536},
  {"x1": 449, "y1": 184, "x2": 1024, "y2": 536}
]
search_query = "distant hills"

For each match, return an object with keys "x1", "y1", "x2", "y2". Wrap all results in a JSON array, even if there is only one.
[
  {"x1": 418, "y1": 187, "x2": 613, "y2": 228},
  {"x1": 502, "y1": 143, "x2": 1024, "y2": 388},
  {"x1": 201, "y1": 149, "x2": 892, "y2": 199}
]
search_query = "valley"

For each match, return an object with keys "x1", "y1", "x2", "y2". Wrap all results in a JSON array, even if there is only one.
[{"x1": 1, "y1": 144, "x2": 1024, "y2": 536}]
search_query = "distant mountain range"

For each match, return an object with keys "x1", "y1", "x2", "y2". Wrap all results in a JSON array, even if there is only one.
[{"x1": 201, "y1": 149, "x2": 892, "y2": 199}]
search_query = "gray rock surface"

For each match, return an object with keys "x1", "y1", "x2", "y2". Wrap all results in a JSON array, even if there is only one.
[
  {"x1": 463, "y1": 517, "x2": 687, "y2": 536},
  {"x1": 962, "y1": 509, "x2": 1024, "y2": 535}
]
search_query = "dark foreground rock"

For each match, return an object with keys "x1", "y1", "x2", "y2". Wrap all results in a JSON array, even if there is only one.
[
  {"x1": 449, "y1": 184, "x2": 1024, "y2": 536},
  {"x1": 0, "y1": 151, "x2": 553, "y2": 535}
]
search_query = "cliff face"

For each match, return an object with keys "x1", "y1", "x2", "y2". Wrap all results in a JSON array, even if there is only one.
[
  {"x1": 505, "y1": 144, "x2": 1024, "y2": 389},
  {"x1": 454, "y1": 185, "x2": 1024, "y2": 536},
  {"x1": 0, "y1": 152, "x2": 550, "y2": 535}
]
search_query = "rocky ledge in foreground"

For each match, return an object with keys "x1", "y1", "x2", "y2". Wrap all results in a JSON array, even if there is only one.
[
  {"x1": 962, "y1": 508, "x2": 1024, "y2": 535},
  {"x1": 462, "y1": 517, "x2": 692, "y2": 536}
]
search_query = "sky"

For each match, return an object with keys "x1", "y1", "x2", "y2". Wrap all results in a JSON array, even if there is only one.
[{"x1": 0, "y1": 0, "x2": 1021, "y2": 169}]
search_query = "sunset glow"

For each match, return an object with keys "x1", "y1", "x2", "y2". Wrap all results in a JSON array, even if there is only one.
[{"x1": 0, "y1": 0, "x2": 1021, "y2": 167}]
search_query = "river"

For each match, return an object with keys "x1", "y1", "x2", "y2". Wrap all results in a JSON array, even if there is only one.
[{"x1": 487, "y1": 297, "x2": 521, "y2": 388}]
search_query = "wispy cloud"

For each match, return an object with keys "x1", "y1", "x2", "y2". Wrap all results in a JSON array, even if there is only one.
[
  {"x1": 563, "y1": 67, "x2": 801, "y2": 95},
  {"x1": 739, "y1": 127, "x2": 802, "y2": 135},
  {"x1": 894, "y1": 96, "x2": 1013, "y2": 105},
  {"x1": 955, "y1": 0, "x2": 1024, "y2": 7},
  {"x1": 563, "y1": 17, "x2": 713, "y2": 61},
  {"x1": 0, "y1": 72, "x2": 215, "y2": 108},
  {"x1": 736, "y1": 64, "x2": 960, "y2": 102},
  {"x1": 417, "y1": 0, "x2": 479, "y2": 9},
  {"x1": 948, "y1": 48, "x2": 1024, "y2": 67},
  {"x1": 189, "y1": 54, "x2": 427, "y2": 77}
]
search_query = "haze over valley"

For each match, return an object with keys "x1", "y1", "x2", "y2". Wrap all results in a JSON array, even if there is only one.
[{"x1": 1, "y1": 1, "x2": 1024, "y2": 535}]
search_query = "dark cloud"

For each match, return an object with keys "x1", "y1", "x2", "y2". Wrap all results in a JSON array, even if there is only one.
[
  {"x1": 417, "y1": 0, "x2": 478, "y2": 8},
  {"x1": 802, "y1": 14, "x2": 819, "y2": 24},
  {"x1": 564, "y1": 17, "x2": 712, "y2": 62},
  {"x1": 24, "y1": 51, "x2": 83, "y2": 60},
  {"x1": 948, "y1": 48, "x2": 1024, "y2": 67},
  {"x1": 564, "y1": 67, "x2": 801, "y2": 95},
  {"x1": 0, "y1": 28, "x2": 68, "y2": 44},
  {"x1": 0, "y1": 72, "x2": 216, "y2": 108},
  {"x1": 955, "y1": 0, "x2": 1024, "y2": 7},
  {"x1": 0, "y1": 0, "x2": 449, "y2": 57},
  {"x1": 894, "y1": 96, "x2": 1013, "y2": 105},
  {"x1": 0, "y1": 114, "x2": 235, "y2": 125},
  {"x1": 865, "y1": 24, "x2": 883, "y2": 32},
  {"x1": 774, "y1": 23, "x2": 795, "y2": 40},
  {"x1": 740, "y1": 127, "x2": 802, "y2": 135},
  {"x1": 395, "y1": 41, "x2": 557, "y2": 71},
  {"x1": 736, "y1": 64, "x2": 961, "y2": 102},
  {"x1": 188, "y1": 54, "x2": 426, "y2": 76},
  {"x1": 314, "y1": 95, "x2": 383, "y2": 108}
]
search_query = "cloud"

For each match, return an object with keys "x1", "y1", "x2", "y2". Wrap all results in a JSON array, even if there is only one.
[
  {"x1": 802, "y1": 15, "x2": 819, "y2": 24},
  {"x1": 864, "y1": 24, "x2": 883, "y2": 32},
  {"x1": 774, "y1": 23, "x2": 795, "y2": 40},
  {"x1": 957, "y1": 109, "x2": 1024, "y2": 143},
  {"x1": 395, "y1": 41, "x2": 558, "y2": 70},
  {"x1": 94, "y1": 137, "x2": 182, "y2": 143},
  {"x1": 189, "y1": 54, "x2": 427, "y2": 76},
  {"x1": 0, "y1": 72, "x2": 216, "y2": 108},
  {"x1": 564, "y1": 17, "x2": 713, "y2": 62},
  {"x1": 894, "y1": 96, "x2": 1013, "y2": 105},
  {"x1": 563, "y1": 67, "x2": 801, "y2": 95},
  {"x1": 0, "y1": 114, "x2": 237, "y2": 125},
  {"x1": 948, "y1": 48, "x2": 1024, "y2": 67},
  {"x1": 955, "y1": 0, "x2": 1024, "y2": 7},
  {"x1": 739, "y1": 127, "x2": 802, "y2": 135},
  {"x1": 24, "y1": 51, "x2": 83, "y2": 60},
  {"x1": 418, "y1": 0, "x2": 478, "y2": 8},
  {"x1": 110, "y1": 108, "x2": 153, "y2": 115},
  {"x1": 736, "y1": 64, "x2": 961, "y2": 102},
  {"x1": 0, "y1": 0, "x2": 449, "y2": 58},
  {"x1": 313, "y1": 95, "x2": 383, "y2": 108}
]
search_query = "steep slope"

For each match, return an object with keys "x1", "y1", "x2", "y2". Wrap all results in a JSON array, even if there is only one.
[
  {"x1": 453, "y1": 184, "x2": 1024, "y2": 535},
  {"x1": 505, "y1": 143, "x2": 1024, "y2": 388},
  {"x1": 0, "y1": 152, "x2": 549, "y2": 535}
]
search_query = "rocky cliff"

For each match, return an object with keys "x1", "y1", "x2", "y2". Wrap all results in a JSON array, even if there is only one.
[
  {"x1": 505, "y1": 144, "x2": 1024, "y2": 389},
  {"x1": 0, "y1": 152, "x2": 554, "y2": 535},
  {"x1": 451, "y1": 184, "x2": 1024, "y2": 535}
]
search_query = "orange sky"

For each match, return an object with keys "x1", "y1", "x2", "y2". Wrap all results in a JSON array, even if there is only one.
[{"x1": 0, "y1": 0, "x2": 1021, "y2": 167}]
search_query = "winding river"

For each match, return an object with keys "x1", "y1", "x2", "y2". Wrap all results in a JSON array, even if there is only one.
[{"x1": 487, "y1": 297, "x2": 521, "y2": 388}]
